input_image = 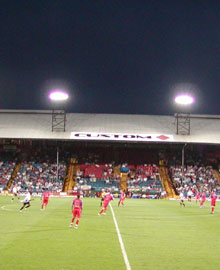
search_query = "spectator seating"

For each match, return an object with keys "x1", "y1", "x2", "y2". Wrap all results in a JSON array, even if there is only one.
[
  {"x1": 76, "y1": 163, "x2": 119, "y2": 192},
  {"x1": 127, "y1": 164, "x2": 163, "y2": 196},
  {"x1": 76, "y1": 163, "x2": 163, "y2": 196}
]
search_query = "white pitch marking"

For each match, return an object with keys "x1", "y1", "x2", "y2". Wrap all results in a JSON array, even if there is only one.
[{"x1": 110, "y1": 203, "x2": 131, "y2": 270}]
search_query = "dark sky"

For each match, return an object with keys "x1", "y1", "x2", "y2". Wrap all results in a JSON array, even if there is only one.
[{"x1": 1, "y1": 1, "x2": 220, "y2": 115}]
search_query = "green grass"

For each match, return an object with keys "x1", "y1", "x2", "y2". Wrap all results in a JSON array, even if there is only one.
[{"x1": 0, "y1": 196, "x2": 220, "y2": 270}]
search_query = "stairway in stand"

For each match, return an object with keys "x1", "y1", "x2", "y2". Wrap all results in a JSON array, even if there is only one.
[
  {"x1": 213, "y1": 170, "x2": 220, "y2": 183},
  {"x1": 120, "y1": 172, "x2": 128, "y2": 191},
  {"x1": 159, "y1": 166, "x2": 176, "y2": 198},
  {"x1": 63, "y1": 158, "x2": 79, "y2": 194},
  {"x1": 113, "y1": 165, "x2": 121, "y2": 178},
  {"x1": 6, "y1": 163, "x2": 21, "y2": 190},
  {"x1": 114, "y1": 165, "x2": 126, "y2": 190}
]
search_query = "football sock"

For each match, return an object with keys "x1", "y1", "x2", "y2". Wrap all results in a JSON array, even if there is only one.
[{"x1": 99, "y1": 209, "x2": 104, "y2": 215}]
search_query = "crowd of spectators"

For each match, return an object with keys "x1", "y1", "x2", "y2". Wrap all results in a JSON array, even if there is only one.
[
  {"x1": 11, "y1": 161, "x2": 66, "y2": 193},
  {"x1": 170, "y1": 164, "x2": 220, "y2": 196}
]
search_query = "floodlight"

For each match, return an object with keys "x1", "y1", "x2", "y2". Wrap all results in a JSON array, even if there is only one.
[
  {"x1": 49, "y1": 90, "x2": 69, "y2": 101},
  {"x1": 174, "y1": 94, "x2": 194, "y2": 105}
]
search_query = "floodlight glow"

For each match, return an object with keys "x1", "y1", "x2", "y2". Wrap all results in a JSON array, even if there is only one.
[
  {"x1": 49, "y1": 91, "x2": 69, "y2": 101},
  {"x1": 175, "y1": 94, "x2": 194, "y2": 105}
]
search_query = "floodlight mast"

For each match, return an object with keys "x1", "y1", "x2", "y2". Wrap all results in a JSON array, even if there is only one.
[
  {"x1": 175, "y1": 94, "x2": 195, "y2": 136},
  {"x1": 48, "y1": 90, "x2": 69, "y2": 182}
]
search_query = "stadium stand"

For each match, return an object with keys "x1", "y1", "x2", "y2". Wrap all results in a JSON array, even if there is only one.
[{"x1": 0, "y1": 110, "x2": 220, "y2": 198}]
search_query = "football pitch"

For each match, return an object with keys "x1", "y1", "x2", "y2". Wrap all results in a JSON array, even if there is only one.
[{"x1": 0, "y1": 196, "x2": 220, "y2": 270}]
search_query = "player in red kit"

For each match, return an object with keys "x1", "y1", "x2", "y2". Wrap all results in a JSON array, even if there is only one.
[
  {"x1": 195, "y1": 191, "x2": 200, "y2": 204},
  {"x1": 210, "y1": 191, "x2": 217, "y2": 214},
  {"x1": 69, "y1": 194, "x2": 83, "y2": 229},
  {"x1": 41, "y1": 190, "x2": 50, "y2": 210},
  {"x1": 98, "y1": 190, "x2": 113, "y2": 216},
  {"x1": 200, "y1": 191, "x2": 206, "y2": 208},
  {"x1": 118, "y1": 190, "x2": 126, "y2": 207}
]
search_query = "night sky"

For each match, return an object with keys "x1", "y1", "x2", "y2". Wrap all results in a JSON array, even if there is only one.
[{"x1": 1, "y1": 1, "x2": 220, "y2": 115}]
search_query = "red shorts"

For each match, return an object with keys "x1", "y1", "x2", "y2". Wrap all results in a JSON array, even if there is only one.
[
  {"x1": 103, "y1": 202, "x2": 110, "y2": 209},
  {"x1": 211, "y1": 201, "x2": 216, "y2": 207},
  {"x1": 43, "y1": 198, "x2": 49, "y2": 204},
  {"x1": 120, "y1": 198, "x2": 125, "y2": 202},
  {"x1": 73, "y1": 209, "x2": 81, "y2": 218}
]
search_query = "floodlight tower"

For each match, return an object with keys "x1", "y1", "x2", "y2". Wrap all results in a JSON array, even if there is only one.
[
  {"x1": 174, "y1": 94, "x2": 195, "y2": 184},
  {"x1": 48, "y1": 90, "x2": 69, "y2": 182},
  {"x1": 48, "y1": 90, "x2": 69, "y2": 132}
]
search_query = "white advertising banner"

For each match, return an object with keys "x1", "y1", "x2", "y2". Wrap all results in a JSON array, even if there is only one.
[{"x1": 70, "y1": 132, "x2": 174, "y2": 142}]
